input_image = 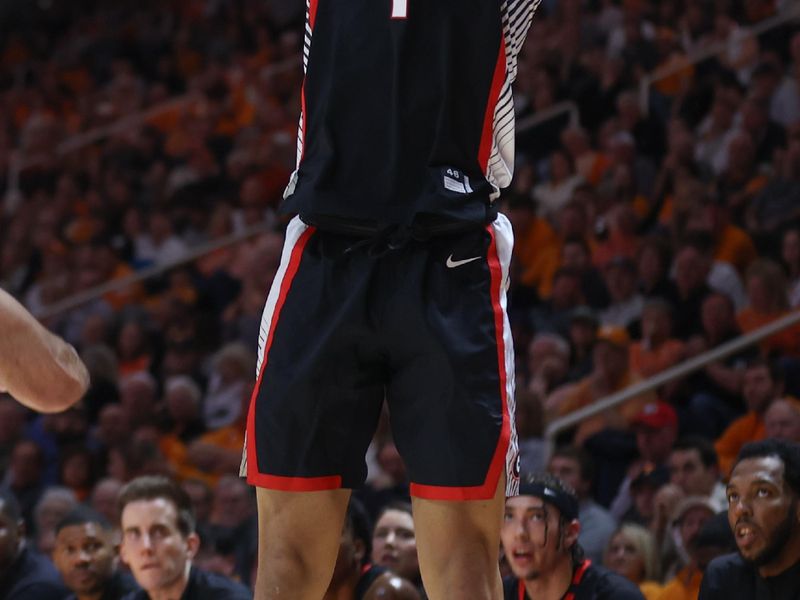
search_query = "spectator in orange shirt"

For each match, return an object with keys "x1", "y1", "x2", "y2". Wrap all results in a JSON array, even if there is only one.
[
  {"x1": 158, "y1": 375, "x2": 207, "y2": 483},
  {"x1": 502, "y1": 192, "x2": 560, "y2": 295},
  {"x1": 658, "y1": 497, "x2": 717, "y2": 600},
  {"x1": 547, "y1": 325, "x2": 655, "y2": 445},
  {"x1": 714, "y1": 358, "x2": 783, "y2": 477},
  {"x1": 737, "y1": 258, "x2": 800, "y2": 357},
  {"x1": 115, "y1": 319, "x2": 153, "y2": 377},
  {"x1": 629, "y1": 299, "x2": 685, "y2": 379},
  {"x1": 660, "y1": 509, "x2": 736, "y2": 600},
  {"x1": 682, "y1": 195, "x2": 757, "y2": 278}
]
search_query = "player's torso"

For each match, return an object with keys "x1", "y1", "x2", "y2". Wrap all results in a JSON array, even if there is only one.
[{"x1": 284, "y1": 0, "x2": 508, "y2": 226}]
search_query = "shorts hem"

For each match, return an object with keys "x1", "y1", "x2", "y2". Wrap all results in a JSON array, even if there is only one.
[
  {"x1": 409, "y1": 478, "x2": 499, "y2": 501},
  {"x1": 247, "y1": 473, "x2": 343, "y2": 492}
]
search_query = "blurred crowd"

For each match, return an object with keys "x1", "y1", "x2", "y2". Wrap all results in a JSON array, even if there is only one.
[{"x1": 1, "y1": 0, "x2": 800, "y2": 597}]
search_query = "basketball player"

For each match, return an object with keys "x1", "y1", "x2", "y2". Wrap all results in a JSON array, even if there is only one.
[
  {"x1": 0, "y1": 288, "x2": 89, "y2": 412},
  {"x1": 241, "y1": 1, "x2": 539, "y2": 598}
]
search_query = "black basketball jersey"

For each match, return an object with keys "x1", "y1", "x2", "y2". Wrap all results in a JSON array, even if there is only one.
[{"x1": 280, "y1": 0, "x2": 539, "y2": 227}]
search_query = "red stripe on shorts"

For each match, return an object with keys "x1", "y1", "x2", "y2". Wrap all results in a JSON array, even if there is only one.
[
  {"x1": 245, "y1": 226, "x2": 343, "y2": 490},
  {"x1": 410, "y1": 225, "x2": 510, "y2": 500}
]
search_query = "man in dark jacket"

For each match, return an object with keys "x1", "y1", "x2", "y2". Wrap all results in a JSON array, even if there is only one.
[
  {"x1": 53, "y1": 506, "x2": 139, "y2": 600},
  {"x1": 699, "y1": 439, "x2": 800, "y2": 600},
  {"x1": 0, "y1": 489, "x2": 70, "y2": 599},
  {"x1": 116, "y1": 476, "x2": 251, "y2": 600}
]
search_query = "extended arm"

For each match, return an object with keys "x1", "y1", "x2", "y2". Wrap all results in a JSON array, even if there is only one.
[{"x1": 0, "y1": 288, "x2": 89, "y2": 412}]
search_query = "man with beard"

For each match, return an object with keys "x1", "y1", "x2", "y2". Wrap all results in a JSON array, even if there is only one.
[
  {"x1": 53, "y1": 507, "x2": 139, "y2": 600},
  {"x1": 500, "y1": 473, "x2": 643, "y2": 599},
  {"x1": 699, "y1": 439, "x2": 800, "y2": 599}
]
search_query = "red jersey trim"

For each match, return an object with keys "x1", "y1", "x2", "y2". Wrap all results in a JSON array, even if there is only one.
[{"x1": 477, "y1": 37, "x2": 507, "y2": 175}]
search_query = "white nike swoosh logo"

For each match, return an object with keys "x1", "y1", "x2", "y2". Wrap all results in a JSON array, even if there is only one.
[{"x1": 446, "y1": 254, "x2": 482, "y2": 268}]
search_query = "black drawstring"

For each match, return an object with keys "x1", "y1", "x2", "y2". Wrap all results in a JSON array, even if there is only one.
[{"x1": 344, "y1": 224, "x2": 431, "y2": 257}]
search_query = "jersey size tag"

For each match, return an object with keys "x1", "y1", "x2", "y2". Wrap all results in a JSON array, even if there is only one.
[
  {"x1": 391, "y1": 0, "x2": 408, "y2": 19},
  {"x1": 442, "y1": 168, "x2": 474, "y2": 194}
]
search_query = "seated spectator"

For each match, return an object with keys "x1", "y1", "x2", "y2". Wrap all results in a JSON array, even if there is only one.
[
  {"x1": 526, "y1": 333, "x2": 571, "y2": 402},
  {"x1": 659, "y1": 501, "x2": 729, "y2": 600},
  {"x1": 117, "y1": 475, "x2": 250, "y2": 599},
  {"x1": 748, "y1": 130, "x2": 800, "y2": 236},
  {"x1": 763, "y1": 397, "x2": 800, "y2": 442},
  {"x1": 780, "y1": 226, "x2": 800, "y2": 308},
  {"x1": 118, "y1": 374, "x2": 160, "y2": 432},
  {"x1": 680, "y1": 292, "x2": 754, "y2": 438},
  {"x1": 533, "y1": 149, "x2": 586, "y2": 223},
  {"x1": 738, "y1": 96, "x2": 786, "y2": 168},
  {"x1": 53, "y1": 507, "x2": 139, "y2": 600},
  {"x1": 718, "y1": 131, "x2": 769, "y2": 224},
  {"x1": 547, "y1": 325, "x2": 655, "y2": 445},
  {"x1": 610, "y1": 401, "x2": 678, "y2": 523},
  {"x1": 515, "y1": 389, "x2": 547, "y2": 475},
  {"x1": 0, "y1": 489, "x2": 70, "y2": 599},
  {"x1": 603, "y1": 524, "x2": 663, "y2": 600},
  {"x1": 500, "y1": 473, "x2": 643, "y2": 599},
  {"x1": 599, "y1": 256, "x2": 644, "y2": 332},
  {"x1": 560, "y1": 126, "x2": 612, "y2": 187},
  {"x1": 88, "y1": 478, "x2": 124, "y2": 529},
  {"x1": 501, "y1": 192, "x2": 559, "y2": 298},
  {"x1": 203, "y1": 343, "x2": 253, "y2": 430},
  {"x1": 91, "y1": 404, "x2": 132, "y2": 455},
  {"x1": 370, "y1": 502, "x2": 421, "y2": 592},
  {"x1": 636, "y1": 236, "x2": 679, "y2": 302},
  {"x1": 3, "y1": 439, "x2": 47, "y2": 531},
  {"x1": 670, "y1": 241, "x2": 713, "y2": 339},
  {"x1": 628, "y1": 299, "x2": 685, "y2": 379},
  {"x1": 183, "y1": 388, "x2": 248, "y2": 487},
  {"x1": 548, "y1": 446, "x2": 617, "y2": 564},
  {"x1": 695, "y1": 88, "x2": 740, "y2": 175},
  {"x1": 327, "y1": 499, "x2": 419, "y2": 600},
  {"x1": 33, "y1": 486, "x2": 79, "y2": 558},
  {"x1": 59, "y1": 446, "x2": 97, "y2": 503},
  {"x1": 593, "y1": 199, "x2": 643, "y2": 269},
  {"x1": 560, "y1": 237, "x2": 611, "y2": 310},
  {"x1": 132, "y1": 210, "x2": 189, "y2": 268},
  {"x1": 529, "y1": 268, "x2": 585, "y2": 337},
  {"x1": 565, "y1": 307, "x2": 598, "y2": 381},
  {"x1": 737, "y1": 258, "x2": 800, "y2": 358},
  {"x1": 715, "y1": 358, "x2": 783, "y2": 477},
  {"x1": 668, "y1": 437, "x2": 727, "y2": 511},
  {"x1": 206, "y1": 475, "x2": 257, "y2": 586},
  {"x1": 683, "y1": 215, "x2": 748, "y2": 310},
  {"x1": 115, "y1": 320, "x2": 153, "y2": 378},
  {"x1": 158, "y1": 376, "x2": 207, "y2": 482}
]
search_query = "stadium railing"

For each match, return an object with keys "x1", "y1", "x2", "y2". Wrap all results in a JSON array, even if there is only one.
[
  {"x1": 516, "y1": 100, "x2": 579, "y2": 133},
  {"x1": 638, "y1": 2, "x2": 800, "y2": 114},
  {"x1": 544, "y1": 309, "x2": 800, "y2": 458},
  {"x1": 34, "y1": 220, "x2": 273, "y2": 321}
]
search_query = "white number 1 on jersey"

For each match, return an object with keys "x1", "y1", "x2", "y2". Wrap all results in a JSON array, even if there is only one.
[{"x1": 391, "y1": 0, "x2": 408, "y2": 19}]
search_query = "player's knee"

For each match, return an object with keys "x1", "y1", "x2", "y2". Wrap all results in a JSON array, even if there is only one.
[{"x1": 261, "y1": 544, "x2": 332, "y2": 589}]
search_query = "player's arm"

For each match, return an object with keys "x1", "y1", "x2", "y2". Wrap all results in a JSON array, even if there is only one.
[{"x1": 0, "y1": 288, "x2": 89, "y2": 412}]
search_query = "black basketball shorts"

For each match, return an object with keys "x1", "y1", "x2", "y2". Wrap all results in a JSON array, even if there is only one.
[{"x1": 241, "y1": 215, "x2": 518, "y2": 500}]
